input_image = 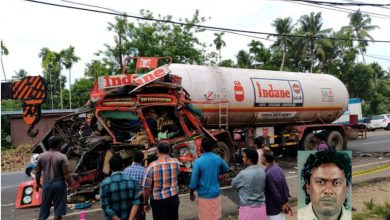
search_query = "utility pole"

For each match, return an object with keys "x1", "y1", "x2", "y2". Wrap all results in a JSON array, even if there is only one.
[{"x1": 48, "y1": 64, "x2": 54, "y2": 110}]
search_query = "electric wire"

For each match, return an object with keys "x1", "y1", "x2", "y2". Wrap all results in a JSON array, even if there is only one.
[{"x1": 24, "y1": 0, "x2": 390, "y2": 44}]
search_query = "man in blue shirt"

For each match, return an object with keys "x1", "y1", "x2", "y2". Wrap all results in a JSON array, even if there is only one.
[
  {"x1": 100, "y1": 155, "x2": 140, "y2": 220},
  {"x1": 124, "y1": 151, "x2": 146, "y2": 220},
  {"x1": 189, "y1": 137, "x2": 229, "y2": 220}
]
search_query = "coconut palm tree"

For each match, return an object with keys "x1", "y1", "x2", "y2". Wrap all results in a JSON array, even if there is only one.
[
  {"x1": 271, "y1": 17, "x2": 295, "y2": 71},
  {"x1": 342, "y1": 9, "x2": 378, "y2": 64},
  {"x1": 1, "y1": 40, "x2": 9, "y2": 80},
  {"x1": 213, "y1": 32, "x2": 226, "y2": 65},
  {"x1": 12, "y1": 69, "x2": 28, "y2": 80},
  {"x1": 236, "y1": 50, "x2": 252, "y2": 69},
  {"x1": 60, "y1": 46, "x2": 80, "y2": 109},
  {"x1": 296, "y1": 12, "x2": 332, "y2": 73},
  {"x1": 39, "y1": 48, "x2": 63, "y2": 109},
  {"x1": 248, "y1": 40, "x2": 263, "y2": 69}
]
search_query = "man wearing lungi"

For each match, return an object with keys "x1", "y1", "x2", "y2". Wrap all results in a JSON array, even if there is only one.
[
  {"x1": 232, "y1": 148, "x2": 267, "y2": 220},
  {"x1": 189, "y1": 137, "x2": 229, "y2": 220}
]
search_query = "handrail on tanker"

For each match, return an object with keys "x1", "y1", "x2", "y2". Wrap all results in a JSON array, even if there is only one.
[{"x1": 122, "y1": 56, "x2": 172, "y2": 75}]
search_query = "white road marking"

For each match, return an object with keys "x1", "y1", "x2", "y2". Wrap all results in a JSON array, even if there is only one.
[
  {"x1": 1, "y1": 203, "x2": 16, "y2": 207},
  {"x1": 362, "y1": 140, "x2": 390, "y2": 145},
  {"x1": 47, "y1": 208, "x2": 102, "y2": 219},
  {"x1": 353, "y1": 160, "x2": 390, "y2": 169},
  {"x1": 1, "y1": 171, "x2": 24, "y2": 175},
  {"x1": 1, "y1": 184, "x2": 19, "y2": 190}
]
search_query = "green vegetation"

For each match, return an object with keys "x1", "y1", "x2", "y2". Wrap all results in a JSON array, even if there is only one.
[
  {"x1": 353, "y1": 198, "x2": 390, "y2": 220},
  {"x1": 1, "y1": 9, "x2": 389, "y2": 116}
]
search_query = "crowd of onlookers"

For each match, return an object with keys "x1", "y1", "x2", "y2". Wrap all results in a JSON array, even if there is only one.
[
  {"x1": 34, "y1": 135, "x2": 292, "y2": 220},
  {"x1": 98, "y1": 136, "x2": 293, "y2": 220}
]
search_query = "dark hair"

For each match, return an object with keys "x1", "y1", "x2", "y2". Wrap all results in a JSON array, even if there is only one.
[
  {"x1": 263, "y1": 150, "x2": 274, "y2": 163},
  {"x1": 157, "y1": 142, "x2": 170, "y2": 154},
  {"x1": 253, "y1": 136, "x2": 264, "y2": 148},
  {"x1": 133, "y1": 150, "x2": 144, "y2": 164},
  {"x1": 201, "y1": 137, "x2": 217, "y2": 152},
  {"x1": 48, "y1": 136, "x2": 61, "y2": 149},
  {"x1": 243, "y1": 148, "x2": 258, "y2": 165},
  {"x1": 109, "y1": 154, "x2": 123, "y2": 172},
  {"x1": 301, "y1": 150, "x2": 352, "y2": 206}
]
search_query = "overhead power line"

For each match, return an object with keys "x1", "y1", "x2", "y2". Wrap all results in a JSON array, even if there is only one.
[
  {"x1": 284, "y1": 0, "x2": 390, "y2": 19},
  {"x1": 283, "y1": 0, "x2": 390, "y2": 7},
  {"x1": 365, "y1": 54, "x2": 390, "y2": 62},
  {"x1": 24, "y1": 0, "x2": 390, "y2": 44}
]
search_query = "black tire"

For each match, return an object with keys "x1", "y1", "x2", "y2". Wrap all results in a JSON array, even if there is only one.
[
  {"x1": 327, "y1": 131, "x2": 345, "y2": 150},
  {"x1": 302, "y1": 133, "x2": 317, "y2": 150},
  {"x1": 386, "y1": 123, "x2": 390, "y2": 130},
  {"x1": 214, "y1": 141, "x2": 232, "y2": 163},
  {"x1": 25, "y1": 167, "x2": 33, "y2": 177}
]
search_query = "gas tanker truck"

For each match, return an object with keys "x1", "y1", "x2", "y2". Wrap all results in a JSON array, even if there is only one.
[
  {"x1": 16, "y1": 57, "x2": 348, "y2": 208},
  {"x1": 169, "y1": 63, "x2": 349, "y2": 150}
]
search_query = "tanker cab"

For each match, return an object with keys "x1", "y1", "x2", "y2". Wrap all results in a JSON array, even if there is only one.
[{"x1": 141, "y1": 106, "x2": 194, "y2": 144}]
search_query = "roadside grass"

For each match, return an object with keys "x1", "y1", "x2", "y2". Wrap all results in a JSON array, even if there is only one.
[{"x1": 353, "y1": 198, "x2": 390, "y2": 220}]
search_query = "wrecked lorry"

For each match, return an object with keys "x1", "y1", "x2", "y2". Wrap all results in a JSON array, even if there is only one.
[{"x1": 16, "y1": 57, "x2": 234, "y2": 208}]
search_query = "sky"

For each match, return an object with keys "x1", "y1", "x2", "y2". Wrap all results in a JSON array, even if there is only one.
[{"x1": 1, "y1": 0, "x2": 390, "y2": 88}]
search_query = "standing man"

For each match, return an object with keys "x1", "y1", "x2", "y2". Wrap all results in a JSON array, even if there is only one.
[
  {"x1": 253, "y1": 136, "x2": 266, "y2": 168},
  {"x1": 189, "y1": 137, "x2": 229, "y2": 220},
  {"x1": 143, "y1": 142, "x2": 180, "y2": 220},
  {"x1": 298, "y1": 150, "x2": 352, "y2": 220},
  {"x1": 35, "y1": 136, "x2": 73, "y2": 220},
  {"x1": 100, "y1": 154, "x2": 140, "y2": 220},
  {"x1": 262, "y1": 150, "x2": 292, "y2": 220},
  {"x1": 124, "y1": 151, "x2": 147, "y2": 220},
  {"x1": 231, "y1": 148, "x2": 267, "y2": 220}
]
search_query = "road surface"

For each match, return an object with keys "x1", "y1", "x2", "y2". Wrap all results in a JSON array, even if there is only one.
[{"x1": 348, "y1": 130, "x2": 390, "y2": 152}]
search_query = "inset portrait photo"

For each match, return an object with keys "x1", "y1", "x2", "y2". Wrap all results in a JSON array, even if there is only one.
[{"x1": 297, "y1": 150, "x2": 352, "y2": 220}]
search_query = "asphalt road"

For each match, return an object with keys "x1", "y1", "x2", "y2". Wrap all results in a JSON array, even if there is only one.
[
  {"x1": 2, "y1": 130, "x2": 389, "y2": 220},
  {"x1": 348, "y1": 130, "x2": 390, "y2": 152}
]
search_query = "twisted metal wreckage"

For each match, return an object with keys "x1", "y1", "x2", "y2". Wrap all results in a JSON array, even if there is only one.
[{"x1": 14, "y1": 57, "x2": 235, "y2": 208}]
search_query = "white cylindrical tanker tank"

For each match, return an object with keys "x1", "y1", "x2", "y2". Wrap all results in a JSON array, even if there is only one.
[{"x1": 169, "y1": 64, "x2": 349, "y2": 128}]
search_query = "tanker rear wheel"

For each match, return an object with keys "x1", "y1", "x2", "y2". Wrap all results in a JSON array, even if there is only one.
[
  {"x1": 302, "y1": 133, "x2": 317, "y2": 150},
  {"x1": 326, "y1": 131, "x2": 345, "y2": 150},
  {"x1": 214, "y1": 141, "x2": 232, "y2": 163}
]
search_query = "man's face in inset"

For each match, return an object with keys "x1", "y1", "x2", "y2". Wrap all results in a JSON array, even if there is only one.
[{"x1": 306, "y1": 163, "x2": 348, "y2": 218}]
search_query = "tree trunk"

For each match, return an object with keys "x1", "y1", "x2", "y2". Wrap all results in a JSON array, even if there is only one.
[
  {"x1": 69, "y1": 68, "x2": 72, "y2": 109},
  {"x1": 59, "y1": 74, "x2": 63, "y2": 109},
  {"x1": 280, "y1": 46, "x2": 286, "y2": 71},
  {"x1": 219, "y1": 49, "x2": 222, "y2": 66},
  {"x1": 359, "y1": 47, "x2": 366, "y2": 64}
]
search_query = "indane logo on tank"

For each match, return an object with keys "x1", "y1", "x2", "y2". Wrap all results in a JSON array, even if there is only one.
[{"x1": 251, "y1": 78, "x2": 303, "y2": 107}]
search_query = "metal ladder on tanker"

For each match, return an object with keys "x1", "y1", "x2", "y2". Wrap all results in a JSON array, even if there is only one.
[
  {"x1": 219, "y1": 99, "x2": 229, "y2": 130},
  {"x1": 218, "y1": 83, "x2": 229, "y2": 130}
]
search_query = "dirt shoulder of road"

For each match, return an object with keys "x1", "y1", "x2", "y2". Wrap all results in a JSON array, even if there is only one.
[
  {"x1": 1, "y1": 144, "x2": 32, "y2": 172},
  {"x1": 352, "y1": 177, "x2": 390, "y2": 212}
]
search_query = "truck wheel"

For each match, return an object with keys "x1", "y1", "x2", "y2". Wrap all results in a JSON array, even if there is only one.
[
  {"x1": 214, "y1": 141, "x2": 232, "y2": 163},
  {"x1": 327, "y1": 131, "x2": 344, "y2": 150},
  {"x1": 302, "y1": 133, "x2": 317, "y2": 150}
]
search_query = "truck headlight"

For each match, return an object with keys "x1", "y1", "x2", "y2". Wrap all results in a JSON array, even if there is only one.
[
  {"x1": 23, "y1": 195, "x2": 32, "y2": 204},
  {"x1": 24, "y1": 186, "x2": 33, "y2": 195}
]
